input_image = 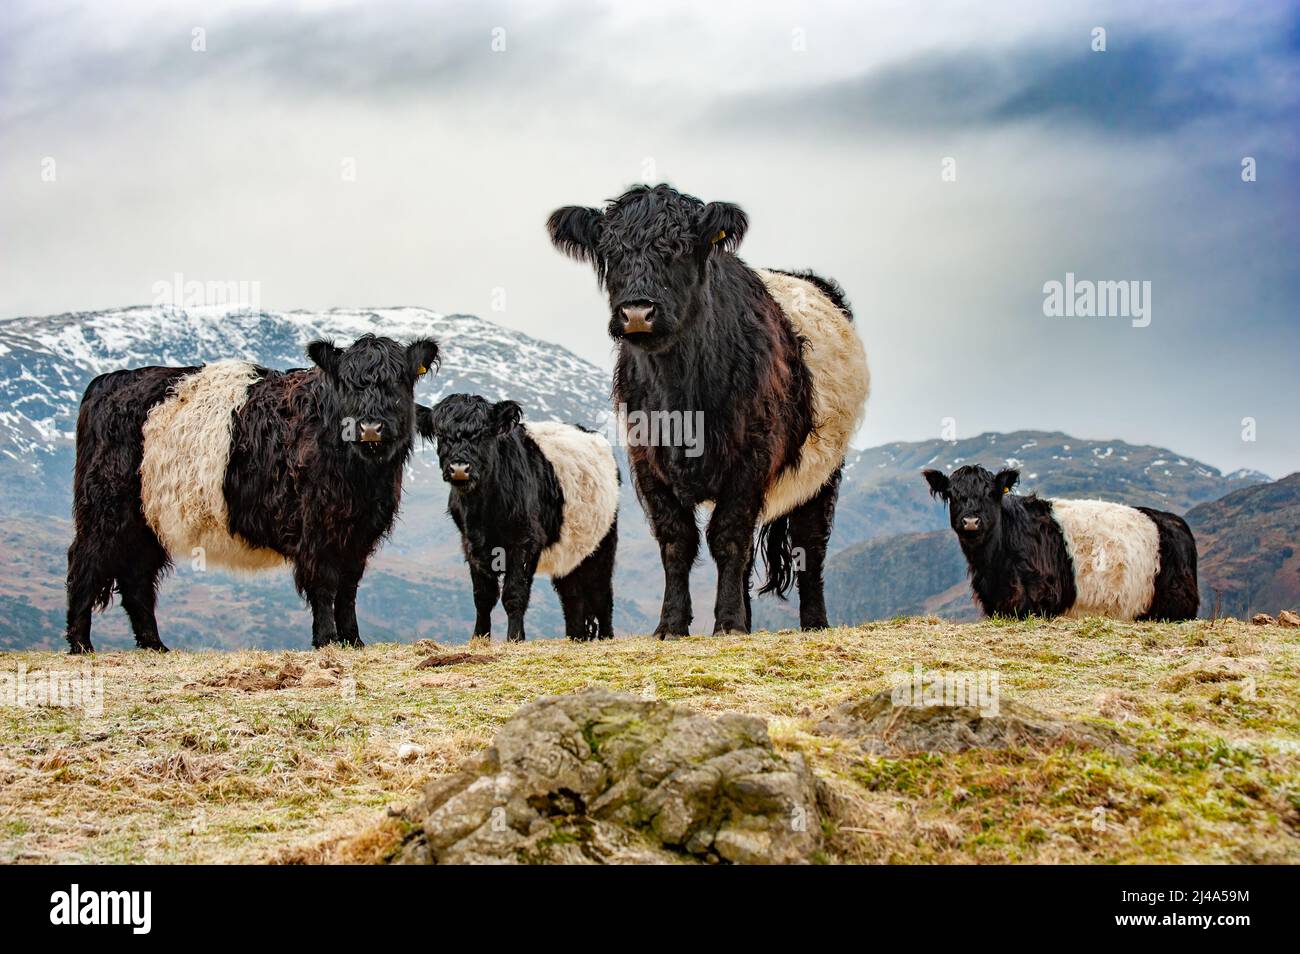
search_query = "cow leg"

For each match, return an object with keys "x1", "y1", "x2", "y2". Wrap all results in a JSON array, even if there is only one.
[
  {"x1": 501, "y1": 547, "x2": 539, "y2": 642},
  {"x1": 788, "y1": 470, "x2": 840, "y2": 631},
  {"x1": 594, "y1": 525, "x2": 617, "y2": 640},
  {"x1": 554, "y1": 521, "x2": 617, "y2": 641},
  {"x1": 65, "y1": 534, "x2": 115, "y2": 655},
  {"x1": 297, "y1": 562, "x2": 339, "y2": 649},
  {"x1": 117, "y1": 535, "x2": 170, "y2": 651},
  {"x1": 707, "y1": 488, "x2": 765, "y2": 635},
  {"x1": 552, "y1": 574, "x2": 588, "y2": 640},
  {"x1": 637, "y1": 473, "x2": 698, "y2": 639},
  {"x1": 597, "y1": 585, "x2": 614, "y2": 640},
  {"x1": 333, "y1": 561, "x2": 366, "y2": 647},
  {"x1": 742, "y1": 546, "x2": 755, "y2": 632},
  {"x1": 308, "y1": 588, "x2": 338, "y2": 648},
  {"x1": 469, "y1": 562, "x2": 499, "y2": 640}
]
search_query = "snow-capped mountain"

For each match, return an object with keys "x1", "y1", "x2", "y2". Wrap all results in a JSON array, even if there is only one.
[
  {"x1": 0, "y1": 305, "x2": 610, "y2": 479},
  {"x1": 0, "y1": 305, "x2": 648, "y2": 650}
]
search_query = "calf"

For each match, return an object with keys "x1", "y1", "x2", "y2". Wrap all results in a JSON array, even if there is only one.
[
  {"x1": 547, "y1": 184, "x2": 870, "y2": 636},
  {"x1": 419, "y1": 394, "x2": 618, "y2": 641},
  {"x1": 923, "y1": 465, "x2": 1199, "y2": 621},
  {"x1": 65, "y1": 334, "x2": 439, "y2": 652}
]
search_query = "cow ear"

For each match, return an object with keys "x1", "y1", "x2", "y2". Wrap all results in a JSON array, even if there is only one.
[
  {"x1": 415, "y1": 405, "x2": 437, "y2": 443},
  {"x1": 995, "y1": 468, "x2": 1020, "y2": 495},
  {"x1": 406, "y1": 338, "x2": 440, "y2": 381},
  {"x1": 547, "y1": 206, "x2": 602, "y2": 264},
  {"x1": 424, "y1": 395, "x2": 461, "y2": 439},
  {"x1": 307, "y1": 339, "x2": 342, "y2": 376},
  {"x1": 922, "y1": 469, "x2": 950, "y2": 501},
  {"x1": 491, "y1": 400, "x2": 522, "y2": 436},
  {"x1": 698, "y1": 201, "x2": 747, "y2": 255}
]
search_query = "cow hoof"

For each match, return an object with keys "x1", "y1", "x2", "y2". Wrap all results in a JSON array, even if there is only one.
[
  {"x1": 140, "y1": 642, "x2": 170, "y2": 653},
  {"x1": 654, "y1": 625, "x2": 689, "y2": 641},
  {"x1": 67, "y1": 643, "x2": 93, "y2": 656},
  {"x1": 712, "y1": 623, "x2": 750, "y2": 636}
]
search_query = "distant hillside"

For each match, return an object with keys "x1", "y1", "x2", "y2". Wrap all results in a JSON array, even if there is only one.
[
  {"x1": 793, "y1": 472, "x2": 1300, "y2": 629},
  {"x1": 1188, "y1": 472, "x2": 1300, "y2": 619},
  {"x1": 750, "y1": 431, "x2": 1271, "y2": 631},
  {"x1": 823, "y1": 530, "x2": 975, "y2": 623},
  {"x1": 832, "y1": 430, "x2": 1269, "y2": 546}
]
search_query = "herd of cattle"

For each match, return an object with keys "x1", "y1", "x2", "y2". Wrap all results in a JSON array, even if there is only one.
[{"x1": 62, "y1": 184, "x2": 1199, "y2": 653}]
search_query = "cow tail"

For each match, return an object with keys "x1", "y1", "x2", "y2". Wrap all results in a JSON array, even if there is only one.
[{"x1": 757, "y1": 515, "x2": 795, "y2": 599}]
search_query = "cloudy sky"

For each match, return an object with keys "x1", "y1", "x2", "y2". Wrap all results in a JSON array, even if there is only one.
[{"x1": 2, "y1": 0, "x2": 1297, "y2": 475}]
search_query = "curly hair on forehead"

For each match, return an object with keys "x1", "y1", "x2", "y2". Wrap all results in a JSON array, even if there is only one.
[
  {"x1": 335, "y1": 335, "x2": 407, "y2": 383},
  {"x1": 948, "y1": 464, "x2": 996, "y2": 492},
  {"x1": 599, "y1": 184, "x2": 706, "y2": 256},
  {"x1": 426, "y1": 392, "x2": 493, "y2": 436}
]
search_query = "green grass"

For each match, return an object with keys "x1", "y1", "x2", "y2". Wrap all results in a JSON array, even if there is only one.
[{"x1": 0, "y1": 617, "x2": 1297, "y2": 863}]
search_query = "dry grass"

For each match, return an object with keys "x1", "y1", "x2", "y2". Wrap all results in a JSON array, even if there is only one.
[{"x1": 1, "y1": 617, "x2": 1298, "y2": 864}]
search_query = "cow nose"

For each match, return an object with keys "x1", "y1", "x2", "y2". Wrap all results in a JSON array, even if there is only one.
[
  {"x1": 449, "y1": 463, "x2": 471, "y2": 483},
  {"x1": 359, "y1": 422, "x2": 383, "y2": 443},
  {"x1": 962, "y1": 516, "x2": 981, "y2": 532},
  {"x1": 620, "y1": 302, "x2": 655, "y2": 334}
]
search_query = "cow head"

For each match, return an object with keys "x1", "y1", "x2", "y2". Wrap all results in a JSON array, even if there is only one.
[
  {"x1": 419, "y1": 393, "x2": 522, "y2": 494},
  {"x1": 307, "y1": 334, "x2": 439, "y2": 465},
  {"x1": 923, "y1": 464, "x2": 1020, "y2": 548},
  {"x1": 547, "y1": 183, "x2": 748, "y2": 354}
]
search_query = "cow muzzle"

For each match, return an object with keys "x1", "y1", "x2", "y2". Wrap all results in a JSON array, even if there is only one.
[
  {"x1": 358, "y1": 422, "x2": 384, "y2": 443},
  {"x1": 619, "y1": 301, "x2": 655, "y2": 336},
  {"x1": 448, "y1": 463, "x2": 472, "y2": 484}
]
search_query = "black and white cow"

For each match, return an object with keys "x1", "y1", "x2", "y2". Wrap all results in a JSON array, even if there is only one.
[
  {"x1": 923, "y1": 465, "x2": 1199, "y2": 621},
  {"x1": 418, "y1": 394, "x2": 619, "y2": 642},
  {"x1": 65, "y1": 334, "x2": 440, "y2": 653},
  {"x1": 547, "y1": 184, "x2": 870, "y2": 636}
]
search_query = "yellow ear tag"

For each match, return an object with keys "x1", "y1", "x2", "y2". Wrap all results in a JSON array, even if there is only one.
[
  {"x1": 418, "y1": 365, "x2": 427, "y2": 375},
  {"x1": 711, "y1": 230, "x2": 727, "y2": 245},
  {"x1": 1003, "y1": 487, "x2": 1010, "y2": 494}
]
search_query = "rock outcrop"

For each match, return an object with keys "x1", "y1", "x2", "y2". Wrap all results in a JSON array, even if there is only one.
[{"x1": 392, "y1": 688, "x2": 820, "y2": 864}]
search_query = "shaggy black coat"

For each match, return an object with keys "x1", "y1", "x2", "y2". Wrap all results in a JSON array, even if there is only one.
[
  {"x1": 418, "y1": 395, "x2": 616, "y2": 642},
  {"x1": 925, "y1": 466, "x2": 1078, "y2": 617},
  {"x1": 65, "y1": 335, "x2": 439, "y2": 652},
  {"x1": 1135, "y1": 507, "x2": 1200, "y2": 621},
  {"x1": 548, "y1": 183, "x2": 846, "y2": 637},
  {"x1": 924, "y1": 465, "x2": 1199, "y2": 621}
]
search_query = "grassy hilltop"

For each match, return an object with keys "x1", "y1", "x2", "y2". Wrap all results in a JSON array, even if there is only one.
[{"x1": 1, "y1": 617, "x2": 1297, "y2": 864}]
